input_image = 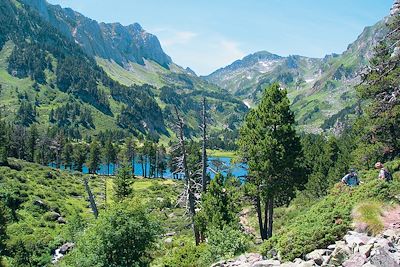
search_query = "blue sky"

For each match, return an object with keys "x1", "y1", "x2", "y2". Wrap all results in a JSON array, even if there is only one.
[{"x1": 47, "y1": 0, "x2": 393, "y2": 75}]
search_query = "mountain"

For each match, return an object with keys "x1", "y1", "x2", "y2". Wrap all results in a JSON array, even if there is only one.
[
  {"x1": 21, "y1": 0, "x2": 172, "y2": 68},
  {"x1": 204, "y1": 20, "x2": 387, "y2": 132},
  {"x1": 0, "y1": 0, "x2": 247, "y2": 142}
]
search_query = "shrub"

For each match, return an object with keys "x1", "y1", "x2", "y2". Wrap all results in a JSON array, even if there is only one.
[
  {"x1": 207, "y1": 225, "x2": 250, "y2": 259},
  {"x1": 162, "y1": 243, "x2": 213, "y2": 267},
  {"x1": 64, "y1": 201, "x2": 160, "y2": 267}
]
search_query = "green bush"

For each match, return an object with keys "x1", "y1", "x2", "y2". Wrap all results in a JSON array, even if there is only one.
[
  {"x1": 207, "y1": 225, "x2": 250, "y2": 259},
  {"x1": 64, "y1": 201, "x2": 160, "y2": 267},
  {"x1": 162, "y1": 243, "x2": 213, "y2": 267}
]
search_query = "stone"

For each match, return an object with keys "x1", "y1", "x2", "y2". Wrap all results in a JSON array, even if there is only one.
[
  {"x1": 164, "y1": 237, "x2": 173, "y2": 244},
  {"x1": 164, "y1": 232, "x2": 176, "y2": 237},
  {"x1": 383, "y1": 229, "x2": 400, "y2": 243},
  {"x1": 369, "y1": 247, "x2": 400, "y2": 267},
  {"x1": 362, "y1": 263, "x2": 377, "y2": 267},
  {"x1": 329, "y1": 242, "x2": 352, "y2": 266},
  {"x1": 47, "y1": 211, "x2": 61, "y2": 221},
  {"x1": 251, "y1": 259, "x2": 280, "y2": 267},
  {"x1": 327, "y1": 244, "x2": 336, "y2": 250},
  {"x1": 298, "y1": 260, "x2": 316, "y2": 267},
  {"x1": 358, "y1": 244, "x2": 373, "y2": 258},
  {"x1": 305, "y1": 249, "x2": 330, "y2": 265},
  {"x1": 373, "y1": 238, "x2": 394, "y2": 251},
  {"x1": 59, "y1": 242, "x2": 74, "y2": 254},
  {"x1": 342, "y1": 253, "x2": 367, "y2": 267},
  {"x1": 344, "y1": 233, "x2": 370, "y2": 248},
  {"x1": 33, "y1": 199, "x2": 49, "y2": 210},
  {"x1": 57, "y1": 217, "x2": 66, "y2": 224}
]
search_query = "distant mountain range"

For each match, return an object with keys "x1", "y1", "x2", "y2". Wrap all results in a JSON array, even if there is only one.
[
  {"x1": 204, "y1": 19, "x2": 387, "y2": 132},
  {"x1": 0, "y1": 0, "x2": 389, "y2": 139}
]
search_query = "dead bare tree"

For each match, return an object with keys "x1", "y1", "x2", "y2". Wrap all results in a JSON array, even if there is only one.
[
  {"x1": 200, "y1": 97, "x2": 208, "y2": 192},
  {"x1": 173, "y1": 106, "x2": 201, "y2": 245}
]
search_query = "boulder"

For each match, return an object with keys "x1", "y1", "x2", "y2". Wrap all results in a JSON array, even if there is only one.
[
  {"x1": 251, "y1": 259, "x2": 280, "y2": 267},
  {"x1": 164, "y1": 232, "x2": 176, "y2": 237},
  {"x1": 383, "y1": 229, "x2": 400, "y2": 243},
  {"x1": 33, "y1": 199, "x2": 49, "y2": 210},
  {"x1": 362, "y1": 263, "x2": 377, "y2": 267},
  {"x1": 47, "y1": 211, "x2": 61, "y2": 221},
  {"x1": 59, "y1": 242, "x2": 75, "y2": 254},
  {"x1": 305, "y1": 249, "x2": 330, "y2": 265},
  {"x1": 327, "y1": 244, "x2": 336, "y2": 250},
  {"x1": 358, "y1": 244, "x2": 373, "y2": 258},
  {"x1": 329, "y1": 242, "x2": 352, "y2": 266},
  {"x1": 164, "y1": 237, "x2": 173, "y2": 245},
  {"x1": 57, "y1": 217, "x2": 66, "y2": 224},
  {"x1": 342, "y1": 253, "x2": 367, "y2": 267},
  {"x1": 369, "y1": 247, "x2": 400, "y2": 267},
  {"x1": 344, "y1": 232, "x2": 370, "y2": 248}
]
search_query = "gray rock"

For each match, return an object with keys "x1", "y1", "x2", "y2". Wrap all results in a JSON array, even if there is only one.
[
  {"x1": 344, "y1": 233, "x2": 370, "y2": 248},
  {"x1": 59, "y1": 242, "x2": 74, "y2": 254},
  {"x1": 327, "y1": 244, "x2": 336, "y2": 250},
  {"x1": 33, "y1": 199, "x2": 49, "y2": 210},
  {"x1": 251, "y1": 259, "x2": 280, "y2": 267},
  {"x1": 298, "y1": 260, "x2": 316, "y2": 267},
  {"x1": 383, "y1": 229, "x2": 400, "y2": 243},
  {"x1": 164, "y1": 237, "x2": 173, "y2": 244},
  {"x1": 362, "y1": 263, "x2": 377, "y2": 267},
  {"x1": 57, "y1": 217, "x2": 66, "y2": 224},
  {"x1": 342, "y1": 253, "x2": 367, "y2": 267},
  {"x1": 305, "y1": 249, "x2": 330, "y2": 265},
  {"x1": 47, "y1": 211, "x2": 61, "y2": 221},
  {"x1": 369, "y1": 247, "x2": 400, "y2": 267},
  {"x1": 329, "y1": 242, "x2": 352, "y2": 266},
  {"x1": 358, "y1": 244, "x2": 373, "y2": 258}
]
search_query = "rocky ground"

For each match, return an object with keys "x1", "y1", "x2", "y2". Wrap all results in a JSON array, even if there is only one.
[{"x1": 212, "y1": 206, "x2": 400, "y2": 267}]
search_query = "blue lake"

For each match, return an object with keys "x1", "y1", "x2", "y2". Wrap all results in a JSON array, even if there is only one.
[{"x1": 51, "y1": 157, "x2": 248, "y2": 179}]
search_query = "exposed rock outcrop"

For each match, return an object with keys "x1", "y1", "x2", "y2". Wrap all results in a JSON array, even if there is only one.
[{"x1": 213, "y1": 229, "x2": 400, "y2": 267}]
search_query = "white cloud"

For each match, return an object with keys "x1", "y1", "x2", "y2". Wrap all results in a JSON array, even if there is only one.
[{"x1": 150, "y1": 27, "x2": 246, "y2": 75}]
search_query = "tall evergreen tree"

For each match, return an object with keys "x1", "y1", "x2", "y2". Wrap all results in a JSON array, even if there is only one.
[
  {"x1": 27, "y1": 124, "x2": 38, "y2": 162},
  {"x1": 103, "y1": 139, "x2": 117, "y2": 176},
  {"x1": 238, "y1": 83, "x2": 305, "y2": 240},
  {"x1": 73, "y1": 143, "x2": 88, "y2": 172},
  {"x1": 0, "y1": 202, "x2": 7, "y2": 261},
  {"x1": 88, "y1": 141, "x2": 101, "y2": 174},
  {"x1": 62, "y1": 142, "x2": 74, "y2": 170},
  {"x1": 114, "y1": 164, "x2": 133, "y2": 200}
]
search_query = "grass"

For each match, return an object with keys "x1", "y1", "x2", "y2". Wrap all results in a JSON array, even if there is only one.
[
  {"x1": 207, "y1": 149, "x2": 236, "y2": 158},
  {"x1": 0, "y1": 158, "x2": 189, "y2": 266},
  {"x1": 352, "y1": 201, "x2": 384, "y2": 235}
]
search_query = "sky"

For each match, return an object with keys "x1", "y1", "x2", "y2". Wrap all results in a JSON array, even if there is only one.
[{"x1": 47, "y1": 0, "x2": 393, "y2": 75}]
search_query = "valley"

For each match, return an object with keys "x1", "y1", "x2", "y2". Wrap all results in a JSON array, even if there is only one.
[{"x1": 0, "y1": 0, "x2": 399, "y2": 267}]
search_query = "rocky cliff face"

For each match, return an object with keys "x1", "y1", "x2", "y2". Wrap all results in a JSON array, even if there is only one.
[{"x1": 22, "y1": 0, "x2": 172, "y2": 68}]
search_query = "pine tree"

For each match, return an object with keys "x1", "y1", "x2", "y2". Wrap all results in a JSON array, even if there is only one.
[
  {"x1": 0, "y1": 202, "x2": 7, "y2": 260},
  {"x1": 238, "y1": 83, "x2": 305, "y2": 240},
  {"x1": 27, "y1": 125, "x2": 38, "y2": 162},
  {"x1": 0, "y1": 118, "x2": 8, "y2": 166},
  {"x1": 88, "y1": 141, "x2": 101, "y2": 174},
  {"x1": 73, "y1": 143, "x2": 88, "y2": 172},
  {"x1": 114, "y1": 164, "x2": 133, "y2": 200},
  {"x1": 62, "y1": 142, "x2": 74, "y2": 170},
  {"x1": 103, "y1": 139, "x2": 117, "y2": 176},
  {"x1": 356, "y1": 10, "x2": 400, "y2": 159},
  {"x1": 124, "y1": 137, "x2": 136, "y2": 175}
]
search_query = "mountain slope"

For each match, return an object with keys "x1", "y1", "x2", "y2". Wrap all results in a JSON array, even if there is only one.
[
  {"x1": 0, "y1": 0, "x2": 247, "y2": 141},
  {"x1": 205, "y1": 20, "x2": 387, "y2": 132},
  {"x1": 21, "y1": 0, "x2": 172, "y2": 68}
]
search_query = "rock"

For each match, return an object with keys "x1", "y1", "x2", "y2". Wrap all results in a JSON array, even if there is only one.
[
  {"x1": 342, "y1": 253, "x2": 367, "y2": 267},
  {"x1": 327, "y1": 244, "x2": 336, "y2": 250},
  {"x1": 33, "y1": 199, "x2": 49, "y2": 210},
  {"x1": 369, "y1": 247, "x2": 400, "y2": 267},
  {"x1": 59, "y1": 242, "x2": 74, "y2": 254},
  {"x1": 298, "y1": 260, "x2": 316, "y2": 267},
  {"x1": 358, "y1": 244, "x2": 373, "y2": 257},
  {"x1": 164, "y1": 232, "x2": 176, "y2": 237},
  {"x1": 383, "y1": 229, "x2": 400, "y2": 243},
  {"x1": 344, "y1": 232, "x2": 370, "y2": 248},
  {"x1": 47, "y1": 211, "x2": 61, "y2": 221},
  {"x1": 329, "y1": 242, "x2": 352, "y2": 266},
  {"x1": 164, "y1": 237, "x2": 173, "y2": 245},
  {"x1": 305, "y1": 249, "x2": 330, "y2": 265},
  {"x1": 362, "y1": 263, "x2": 377, "y2": 267},
  {"x1": 251, "y1": 259, "x2": 280, "y2": 267},
  {"x1": 373, "y1": 238, "x2": 394, "y2": 250},
  {"x1": 57, "y1": 217, "x2": 66, "y2": 224}
]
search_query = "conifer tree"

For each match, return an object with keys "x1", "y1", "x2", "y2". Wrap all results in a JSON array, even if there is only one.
[
  {"x1": 114, "y1": 164, "x2": 133, "y2": 200},
  {"x1": 238, "y1": 83, "x2": 305, "y2": 240},
  {"x1": 88, "y1": 141, "x2": 101, "y2": 174},
  {"x1": 103, "y1": 139, "x2": 117, "y2": 176}
]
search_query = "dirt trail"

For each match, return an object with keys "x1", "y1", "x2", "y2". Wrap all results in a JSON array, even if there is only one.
[
  {"x1": 239, "y1": 207, "x2": 256, "y2": 235},
  {"x1": 382, "y1": 205, "x2": 400, "y2": 230}
]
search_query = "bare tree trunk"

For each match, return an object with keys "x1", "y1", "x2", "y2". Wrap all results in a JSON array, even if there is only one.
[
  {"x1": 255, "y1": 195, "x2": 265, "y2": 240},
  {"x1": 267, "y1": 196, "x2": 274, "y2": 239},
  {"x1": 84, "y1": 177, "x2": 98, "y2": 219},
  {"x1": 174, "y1": 106, "x2": 201, "y2": 245},
  {"x1": 201, "y1": 97, "x2": 208, "y2": 192}
]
